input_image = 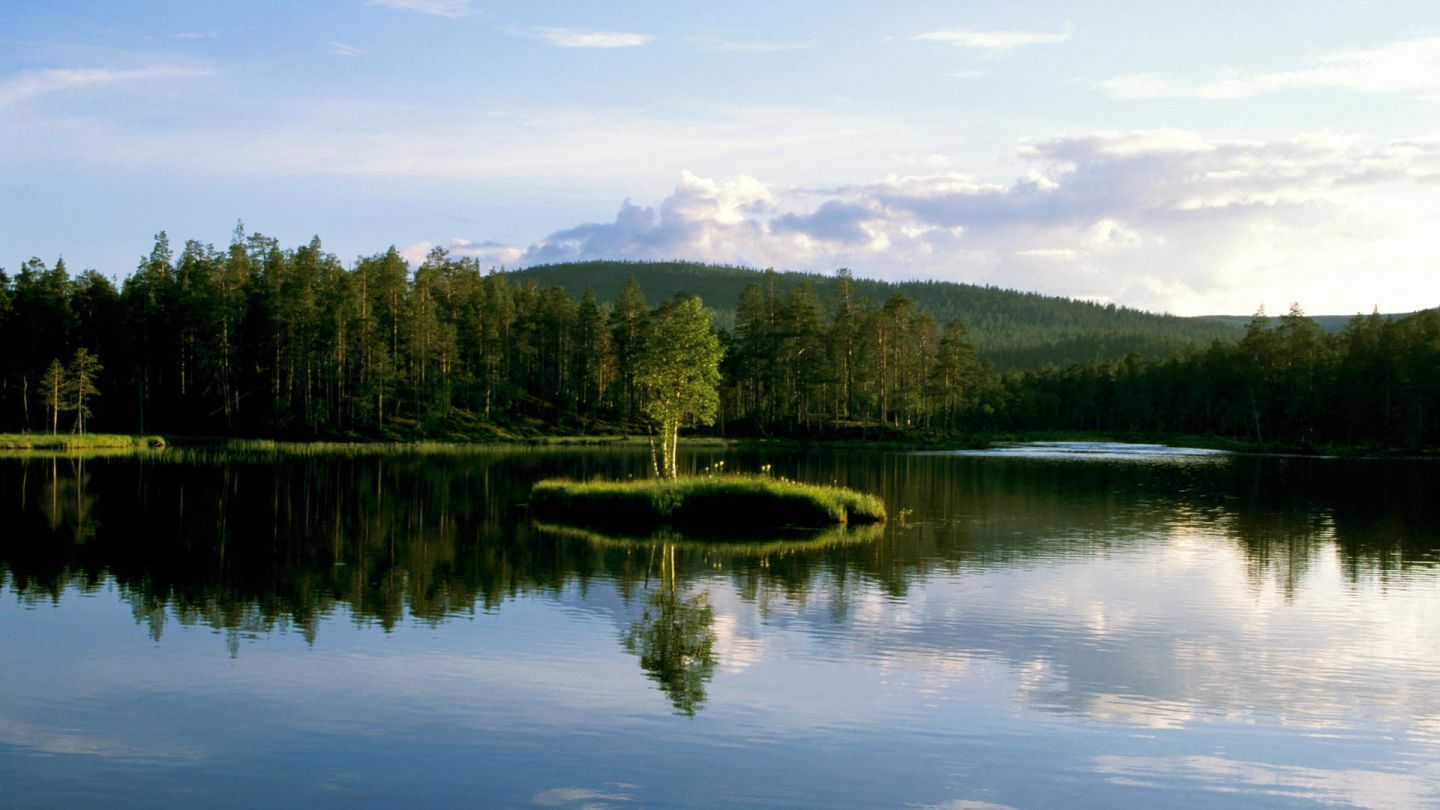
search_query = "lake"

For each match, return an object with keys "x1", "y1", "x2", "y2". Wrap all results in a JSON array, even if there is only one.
[{"x1": 2, "y1": 443, "x2": 1439, "y2": 808}]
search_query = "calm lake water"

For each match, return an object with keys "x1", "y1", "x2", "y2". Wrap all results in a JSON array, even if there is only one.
[{"x1": 2, "y1": 443, "x2": 1439, "y2": 809}]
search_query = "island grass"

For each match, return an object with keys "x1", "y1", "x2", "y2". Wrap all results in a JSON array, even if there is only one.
[
  {"x1": 0, "y1": 433, "x2": 166, "y2": 450},
  {"x1": 530, "y1": 474, "x2": 886, "y2": 534}
]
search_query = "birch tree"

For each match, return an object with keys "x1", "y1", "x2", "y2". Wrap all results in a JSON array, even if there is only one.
[{"x1": 634, "y1": 296, "x2": 723, "y2": 479}]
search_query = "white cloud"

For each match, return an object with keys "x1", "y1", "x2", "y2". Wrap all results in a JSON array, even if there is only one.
[
  {"x1": 488, "y1": 131, "x2": 1440, "y2": 314},
  {"x1": 0, "y1": 66, "x2": 212, "y2": 108},
  {"x1": 888, "y1": 153, "x2": 956, "y2": 167},
  {"x1": 914, "y1": 23, "x2": 1072, "y2": 53},
  {"x1": 398, "y1": 240, "x2": 434, "y2": 267},
  {"x1": 534, "y1": 27, "x2": 653, "y2": 49},
  {"x1": 326, "y1": 41, "x2": 369, "y2": 57},
  {"x1": 364, "y1": 0, "x2": 472, "y2": 17},
  {"x1": 1098, "y1": 35, "x2": 1440, "y2": 99},
  {"x1": 422, "y1": 238, "x2": 525, "y2": 268}
]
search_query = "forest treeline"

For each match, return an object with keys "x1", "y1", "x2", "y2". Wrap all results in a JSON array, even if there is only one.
[
  {"x1": 1, "y1": 230, "x2": 1436, "y2": 448},
  {"x1": 509, "y1": 260, "x2": 1242, "y2": 369}
]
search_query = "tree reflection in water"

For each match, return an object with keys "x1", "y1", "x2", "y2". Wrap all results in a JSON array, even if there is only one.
[
  {"x1": 624, "y1": 585, "x2": 716, "y2": 716},
  {"x1": 3, "y1": 447, "x2": 1437, "y2": 670},
  {"x1": 618, "y1": 541, "x2": 716, "y2": 716}
]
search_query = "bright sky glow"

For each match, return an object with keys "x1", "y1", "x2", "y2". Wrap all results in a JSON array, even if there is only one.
[{"x1": 3, "y1": 1, "x2": 1438, "y2": 315}]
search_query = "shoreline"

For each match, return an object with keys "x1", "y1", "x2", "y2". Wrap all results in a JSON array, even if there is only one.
[{"x1": 1, "y1": 429, "x2": 1433, "y2": 460}]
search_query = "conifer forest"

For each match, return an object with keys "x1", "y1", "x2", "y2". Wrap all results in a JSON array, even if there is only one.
[{"x1": 2, "y1": 230, "x2": 1437, "y2": 449}]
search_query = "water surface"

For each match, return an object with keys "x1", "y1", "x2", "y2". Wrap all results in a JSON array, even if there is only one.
[{"x1": 2, "y1": 443, "x2": 1438, "y2": 808}]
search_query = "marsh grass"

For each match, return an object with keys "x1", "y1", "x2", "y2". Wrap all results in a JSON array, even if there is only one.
[
  {"x1": 0, "y1": 433, "x2": 165, "y2": 450},
  {"x1": 530, "y1": 474, "x2": 886, "y2": 533}
]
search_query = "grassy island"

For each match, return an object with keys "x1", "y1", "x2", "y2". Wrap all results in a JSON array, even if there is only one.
[{"x1": 530, "y1": 475, "x2": 886, "y2": 534}]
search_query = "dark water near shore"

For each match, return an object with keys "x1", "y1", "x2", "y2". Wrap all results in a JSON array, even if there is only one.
[{"x1": 2, "y1": 443, "x2": 1439, "y2": 808}]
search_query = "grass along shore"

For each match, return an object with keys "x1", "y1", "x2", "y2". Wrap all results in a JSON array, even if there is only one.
[
  {"x1": 0, "y1": 433, "x2": 166, "y2": 450},
  {"x1": 8, "y1": 429, "x2": 1421, "y2": 460},
  {"x1": 530, "y1": 474, "x2": 887, "y2": 534}
]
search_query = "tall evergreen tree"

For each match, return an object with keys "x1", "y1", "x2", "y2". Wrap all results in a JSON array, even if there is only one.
[
  {"x1": 65, "y1": 348, "x2": 102, "y2": 434},
  {"x1": 610, "y1": 276, "x2": 650, "y2": 423},
  {"x1": 38, "y1": 359, "x2": 65, "y2": 435}
]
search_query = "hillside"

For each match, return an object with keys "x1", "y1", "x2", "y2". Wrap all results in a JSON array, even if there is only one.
[
  {"x1": 505, "y1": 260, "x2": 1243, "y2": 370},
  {"x1": 1203, "y1": 312, "x2": 1419, "y2": 335}
]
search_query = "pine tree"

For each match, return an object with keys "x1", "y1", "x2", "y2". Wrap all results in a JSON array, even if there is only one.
[
  {"x1": 66, "y1": 348, "x2": 103, "y2": 434},
  {"x1": 610, "y1": 276, "x2": 650, "y2": 423},
  {"x1": 38, "y1": 359, "x2": 64, "y2": 434}
]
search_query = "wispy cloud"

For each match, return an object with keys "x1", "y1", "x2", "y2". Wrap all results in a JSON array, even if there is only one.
[
  {"x1": 1093, "y1": 755, "x2": 1439, "y2": 810},
  {"x1": 1097, "y1": 35, "x2": 1440, "y2": 99},
  {"x1": 695, "y1": 37, "x2": 815, "y2": 53},
  {"x1": 173, "y1": 31, "x2": 218, "y2": 40},
  {"x1": 0, "y1": 66, "x2": 212, "y2": 108},
  {"x1": 326, "y1": 41, "x2": 369, "y2": 58},
  {"x1": 364, "y1": 0, "x2": 472, "y2": 18},
  {"x1": 534, "y1": 27, "x2": 653, "y2": 49},
  {"x1": 914, "y1": 23, "x2": 1072, "y2": 53}
]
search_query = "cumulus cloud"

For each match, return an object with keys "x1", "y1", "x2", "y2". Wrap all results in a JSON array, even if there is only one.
[
  {"x1": 0, "y1": 66, "x2": 212, "y2": 108},
  {"x1": 771, "y1": 200, "x2": 883, "y2": 245},
  {"x1": 471, "y1": 132, "x2": 1440, "y2": 314},
  {"x1": 364, "y1": 0, "x2": 472, "y2": 17},
  {"x1": 914, "y1": 23, "x2": 1072, "y2": 53},
  {"x1": 534, "y1": 27, "x2": 653, "y2": 49},
  {"x1": 1097, "y1": 35, "x2": 1440, "y2": 99},
  {"x1": 403, "y1": 238, "x2": 525, "y2": 268}
]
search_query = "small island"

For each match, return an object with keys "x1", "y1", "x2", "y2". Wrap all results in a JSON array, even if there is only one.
[
  {"x1": 529, "y1": 294, "x2": 886, "y2": 535},
  {"x1": 531, "y1": 474, "x2": 886, "y2": 534}
]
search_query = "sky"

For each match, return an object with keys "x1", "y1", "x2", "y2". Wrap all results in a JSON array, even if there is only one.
[{"x1": 3, "y1": 0, "x2": 1439, "y2": 316}]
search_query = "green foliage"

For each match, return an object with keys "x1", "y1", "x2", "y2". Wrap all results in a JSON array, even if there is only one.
[
  {"x1": 634, "y1": 295, "x2": 724, "y2": 477},
  {"x1": 988, "y1": 306, "x2": 1440, "y2": 451}
]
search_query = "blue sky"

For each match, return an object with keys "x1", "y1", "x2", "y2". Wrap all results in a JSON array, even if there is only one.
[{"x1": 3, "y1": 0, "x2": 1439, "y2": 315}]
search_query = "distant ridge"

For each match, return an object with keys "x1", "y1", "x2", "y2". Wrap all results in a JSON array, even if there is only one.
[
  {"x1": 505, "y1": 260, "x2": 1242, "y2": 371},
  {"x1": 1202, "y1": 312, "x2": 1423, "y2": 335}
]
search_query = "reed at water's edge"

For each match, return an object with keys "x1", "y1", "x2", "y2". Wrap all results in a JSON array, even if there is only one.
[{"x1": 0, "y1": 433, "x2": 166, "y2": 450}]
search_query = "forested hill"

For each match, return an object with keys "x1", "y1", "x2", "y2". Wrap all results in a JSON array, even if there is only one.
[
  {"x1": 1203, "y1": 313, "x2": 1420, "y2": 334},
  {"x1": 506, "y1": 260, "x2": 1242, "y2": 370}
]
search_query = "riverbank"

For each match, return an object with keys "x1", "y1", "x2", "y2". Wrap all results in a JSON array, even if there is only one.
[
  {"x1": 982, "y1": 430, "x2": 1440, "y2": 459},
  {"x1": 1, "y1": 429, "x2": 1430, "y2": 459},
  {"x1": 0, "y1": 433, "x2": 166, "y2": 450}
]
